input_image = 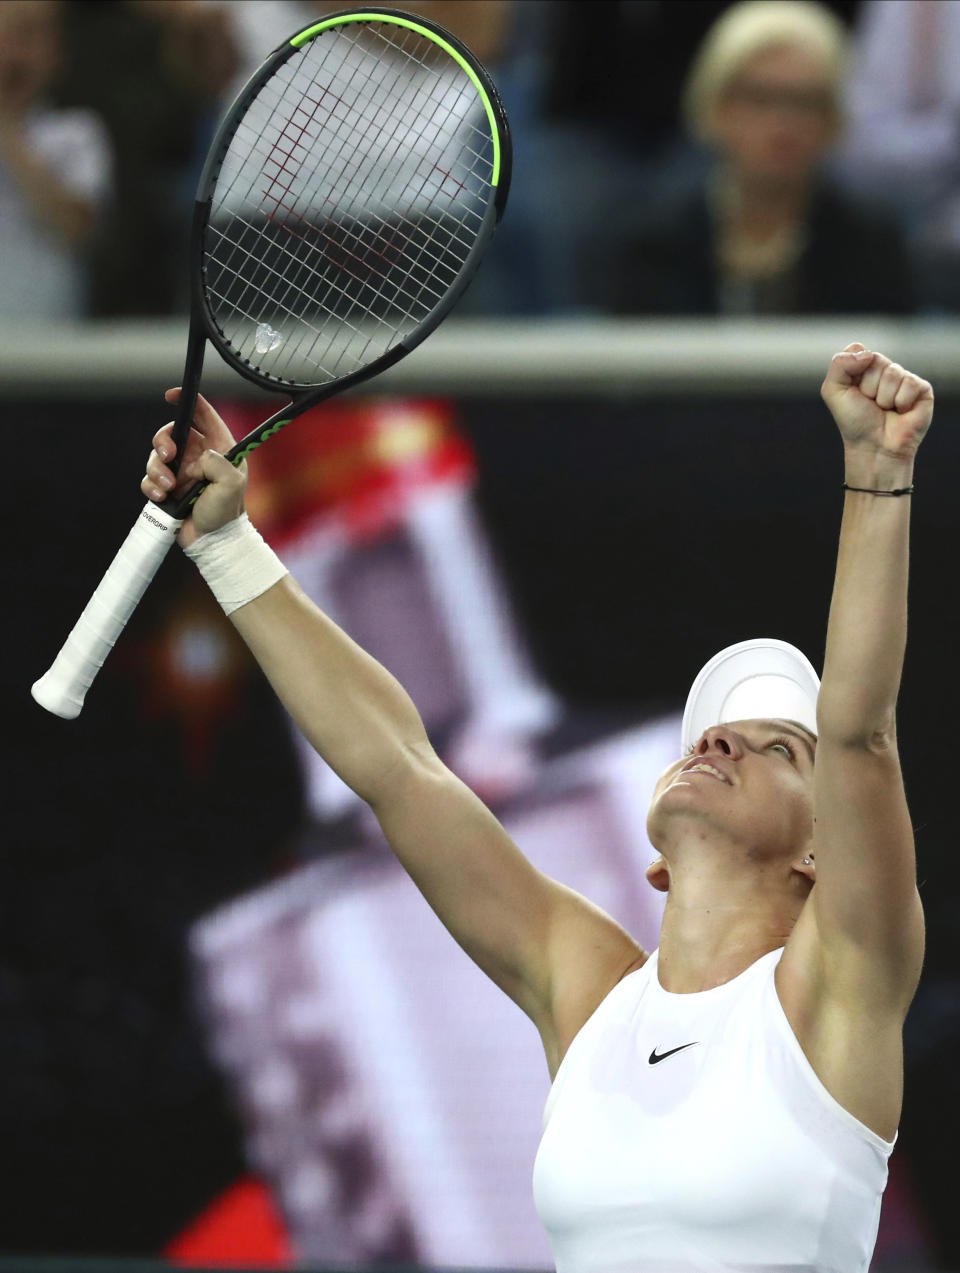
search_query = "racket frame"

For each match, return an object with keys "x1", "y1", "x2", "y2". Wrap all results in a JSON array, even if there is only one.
[
  {"x1": 165, "y1": 5, "x2": 511, "y2": 518},
  {"x1": 33, "y1": 5, "x2": 511, "y2": 718}
]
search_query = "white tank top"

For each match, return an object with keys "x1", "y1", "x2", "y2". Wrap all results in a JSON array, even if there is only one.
[{"x1": 532, "y1": 947, "x2": 895, "y2": 1273}]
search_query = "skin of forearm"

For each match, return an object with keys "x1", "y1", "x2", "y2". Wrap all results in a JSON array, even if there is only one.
[
  {"x1": 0, "y1": 130, "x2": 95, "y2": 246},
  {"x1": 817, "y1": 449, "x2": 914, "y2": 744},
  {"x1": 229, "y1": 574, "x2": 434, "y2": 805}
]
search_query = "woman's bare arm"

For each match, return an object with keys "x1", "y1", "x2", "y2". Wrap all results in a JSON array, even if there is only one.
[
  {"x1": 143, "y1": 395, "x2": 643, "y2": 1062},
  {"x1": 809, "y1": 345, "x2": 929, "y2": 1013}
]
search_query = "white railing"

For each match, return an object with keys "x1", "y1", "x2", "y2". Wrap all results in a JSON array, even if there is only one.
[{"x1": 2, "y1": 317, "x2": 957, "y2": 398}]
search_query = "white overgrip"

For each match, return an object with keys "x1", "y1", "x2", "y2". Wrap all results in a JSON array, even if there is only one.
[{"x1": 31, "y1": 501, "x2": 183, "y2": 719}]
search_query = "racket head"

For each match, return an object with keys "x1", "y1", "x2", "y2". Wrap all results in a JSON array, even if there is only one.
[{"x1": 190, "y1": 6, "x2": 511, "y2": 401}]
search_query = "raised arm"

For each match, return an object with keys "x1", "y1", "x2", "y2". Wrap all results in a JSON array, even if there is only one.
[
  {"x1": 143, "y1": 392, "x2": 644, "y2": 1073},
  {"x1": 808, "y1": 344, "x2": 929, "y2": 1013}
]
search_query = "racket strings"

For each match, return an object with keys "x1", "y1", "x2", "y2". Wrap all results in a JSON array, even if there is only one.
[
  {"x1": 226, "y1": 28, "x2": 489, "y2": 269},
  {"x1": 229, "y1": 30, "x2": 488, "y2": 333},
  {"x1": 215, "y1": 107, "x2": 478, "y2": 375},
  {"x1": 254, "y1": 37, "x2": 484, "y2": 326},
  {"x1": 205, "y1": 212, "x2": 423, "y2": 383},
  {"x1": 209, "y1": 199, "x2": 456, "y2": 332},
  {"x1": 206, "y1": 200, "x2": 454, "y2": 376},
  {"x1": 260, "y1": 49, "x2": 465, "y2": 323},
  {"x1": 279, "y1": 23, "x2": 484, "y2": 231},
  {"x1": 331, "y1": 28, "x2": 485, "y2": 219},
  {"x1": 203, "y1": 19, "x2": 496, "y2": 386}
]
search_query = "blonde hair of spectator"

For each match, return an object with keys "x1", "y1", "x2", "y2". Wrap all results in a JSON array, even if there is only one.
[{"x1": 683, "y1": 0, "x2": 848, "y2": 142}]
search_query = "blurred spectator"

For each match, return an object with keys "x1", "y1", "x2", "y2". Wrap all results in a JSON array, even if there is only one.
[
  {"x1": 579, "y1": 0, "x2": 913, "y2": 316},
  {"x1": 510, "y1": 0, "x2": 729, "y2": 314},
  {"x1": 0, "y1": 0, "x2": 112, "y2": 320},
  {"x1": 54, "y1": 1, "x2": 239, "y2": 316},
  {"x1": 836, "y1": 0, "x2": 960, "y2": 311}
]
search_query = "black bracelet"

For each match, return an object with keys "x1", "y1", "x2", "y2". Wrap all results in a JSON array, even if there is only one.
[{"x1": 842, "y1": 483, "x2": 914, "y2": 496}]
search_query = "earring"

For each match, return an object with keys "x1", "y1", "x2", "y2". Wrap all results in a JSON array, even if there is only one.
[{"x1": 803, "y1": 857, "x2": 812, "y2": 865}]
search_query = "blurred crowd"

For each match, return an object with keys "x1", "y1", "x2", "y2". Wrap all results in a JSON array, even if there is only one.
[{"x1": 4, "y1": 0, "x2": 960, "y2": 321}]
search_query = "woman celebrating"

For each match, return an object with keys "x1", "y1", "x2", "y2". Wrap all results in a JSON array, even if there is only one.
[{"x1": 143, "y1": 343, "x2": 929, "y2": 1272}]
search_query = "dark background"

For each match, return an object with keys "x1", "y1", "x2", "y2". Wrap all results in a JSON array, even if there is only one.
[{"x1": 7, "y1": 387, "x2": 959, "y2": 1262}]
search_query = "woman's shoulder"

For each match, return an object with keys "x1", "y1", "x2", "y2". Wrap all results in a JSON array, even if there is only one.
[{"x1": 546, "y1": 948, "x2": 652, "y2": 1080}]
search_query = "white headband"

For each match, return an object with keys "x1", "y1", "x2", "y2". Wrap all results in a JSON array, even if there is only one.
[{"x1": 681, "y1": 638, "x2": 820, "y2": 754}]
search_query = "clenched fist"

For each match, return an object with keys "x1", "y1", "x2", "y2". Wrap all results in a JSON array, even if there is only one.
[{"x1": 821, "y1": 344, "x2": 933, "y2": 466}]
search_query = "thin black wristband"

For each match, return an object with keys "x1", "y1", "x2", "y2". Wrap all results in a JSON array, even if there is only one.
[{"x1": 842, "y1": 483, "x2": 914, "y2": 496}]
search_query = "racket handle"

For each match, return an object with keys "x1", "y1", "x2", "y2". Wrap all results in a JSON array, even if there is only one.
[{"x1": 32, "y1": 502, "x2": 183, "y2": 719}]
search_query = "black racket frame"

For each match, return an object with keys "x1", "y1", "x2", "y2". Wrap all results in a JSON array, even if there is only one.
[{"x1": 165, "y1": 5, "x2": 512, "y2": 517}]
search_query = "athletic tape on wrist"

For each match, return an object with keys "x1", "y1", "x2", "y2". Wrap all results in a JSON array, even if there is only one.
[{"x1": 182, "y1": 513, "x2": 288, "y2": 615}]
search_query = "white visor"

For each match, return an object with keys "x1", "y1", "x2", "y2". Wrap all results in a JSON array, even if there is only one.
[{"x1": 681, "y1": 638, "x2": 820, "y2": 755}]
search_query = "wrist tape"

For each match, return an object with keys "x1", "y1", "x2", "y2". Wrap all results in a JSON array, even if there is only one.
[{"x1": 182, "y1": 513, "x2": 288, "y2": 615}]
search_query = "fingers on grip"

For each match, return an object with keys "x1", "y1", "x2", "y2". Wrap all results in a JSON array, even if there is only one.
[
  {"x1": 163, "y1": 388, "x2": 234, "y2": 444},
  {"x1": 200, "y1": 448, "x2": 248, "y2": 492},
  {"x1": 142, "y1": 446, "x2": 175, "y2": 502}
]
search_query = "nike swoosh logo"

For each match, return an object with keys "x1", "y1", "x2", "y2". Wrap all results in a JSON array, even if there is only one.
[{"x1": 648, "y1": 1042, "x2": 699, "y2": 1065}]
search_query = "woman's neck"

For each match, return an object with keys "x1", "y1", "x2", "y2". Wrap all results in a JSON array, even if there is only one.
[{"x1": 655, "y1": 870, "x2": 800, "y2": 993}]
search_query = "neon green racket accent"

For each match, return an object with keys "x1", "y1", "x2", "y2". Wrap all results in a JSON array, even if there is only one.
[
  {"x1": 289, "y1": 12, "x2": 501, "y2": 187},
  {"x1": 188, "y1": 419, "x2": 292, "y2": 505},
  {"x1": 235, "y1": 419, "x2": 291, "y2": 461}
]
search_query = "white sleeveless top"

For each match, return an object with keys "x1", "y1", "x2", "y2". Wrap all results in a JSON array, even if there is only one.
[{"x1": 532, "y1": 947, "x2": 894, "y2": 1273}]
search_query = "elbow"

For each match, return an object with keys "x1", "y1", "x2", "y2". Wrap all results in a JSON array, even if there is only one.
[
  {"x1": 361, "y1": 735, "x2": 444, "y2": 810},
  {"x1": 815, "y1": 713, "x2": 897, "y2": 752},
  {"x1": 816, "y1": 699, "x2": 897, "y2": 751}
]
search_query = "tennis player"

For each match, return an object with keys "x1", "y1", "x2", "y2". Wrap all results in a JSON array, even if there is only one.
[{"x1": 143, "y1": 342, "x2": 929, "y2": 1272}]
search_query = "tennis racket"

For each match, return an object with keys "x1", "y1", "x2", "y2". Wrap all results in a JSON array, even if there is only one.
[{"x1": 33, "y1": 6, "x2": 510, "y2": 719}]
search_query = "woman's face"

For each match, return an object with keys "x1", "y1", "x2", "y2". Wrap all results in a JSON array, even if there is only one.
[
  {"x1": 646, "y1": 718, "x2": 816, "y2": 887},
  {"x1": 709, "y1": 43, "x2": 837, "y2": 188}
]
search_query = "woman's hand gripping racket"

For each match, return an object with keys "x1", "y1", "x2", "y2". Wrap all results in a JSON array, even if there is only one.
[
  {"x1": 148, "y1": 390, "x2": 245, "y2": 548},
  {"x1": 32, "y1": 6, "x2": 511, "y2": 718}
]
